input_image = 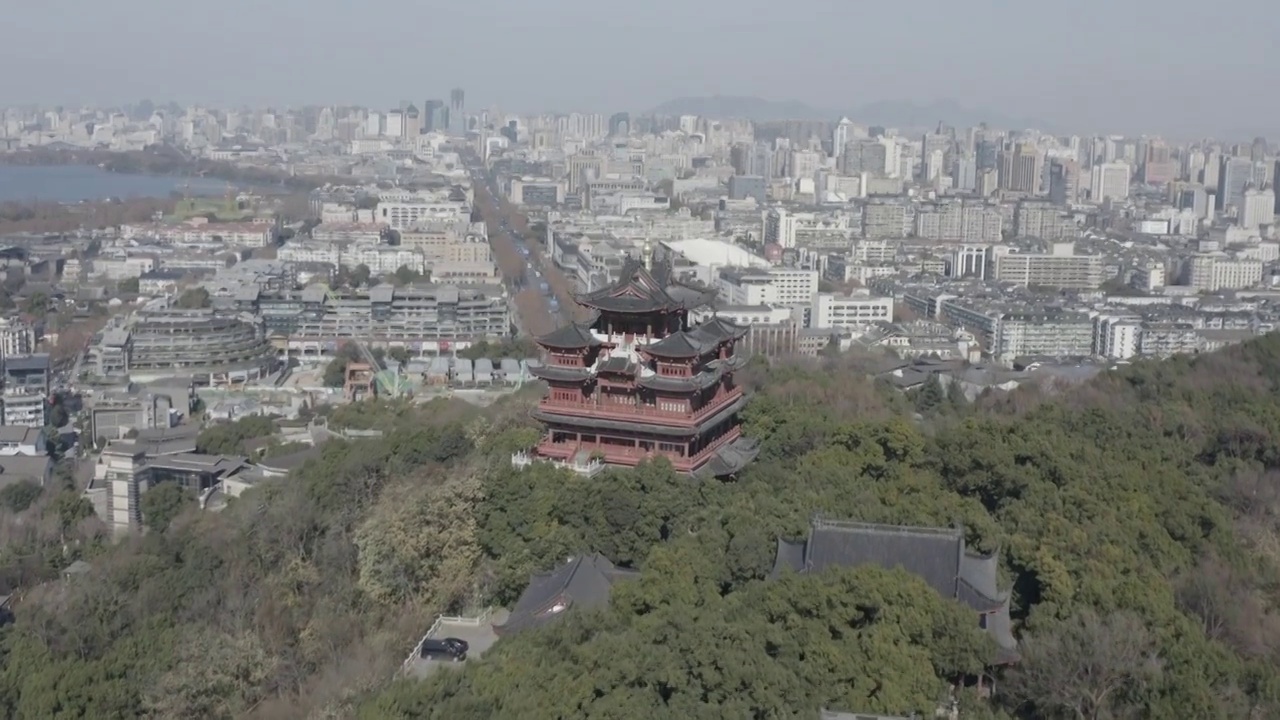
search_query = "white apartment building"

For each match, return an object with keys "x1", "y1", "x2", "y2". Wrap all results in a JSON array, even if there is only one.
[
  {"x1": 763, "y1": 208, "x2": 798, "y2": 249},
  {"x1": 344, "y1": 247, "x2": 426, "y2": 275},
  {"x1": 718, "y1": 267, "x2": 819, "y2": 307},
  {"x1": 0, "y1": 318, "x2": 35, "y2": 358},
  {"x1": 1240, "y1": 188, "x2": 1275, "y2": 230},
  {"x1": 990, "y1": 243, "x2": 1105, "y2": 289},
  {"x1": 2, "y1": 394, "x2": 47, "y2": 428},
  {"x1": 375, "y1": 200, "x2": 468, "y2": 230},
  {"x1": 1182, "y1": 254, "x2": 1264, "y2": 292},
  {"x1": 811, "y1": 293, "x2": 894, "y2": 330},
  {"x1": 93, "y1": 256, "x2": 157, "y2": 280},
  {"x1": 950, "y1": 245, "x2": 989, "y2": 279},
  {"x1": 278, "y1": 242, "x2": 341, "y2": 266},
  {"x1": 311, "y1": 223, "x2": 386, "y2": 244},
  {"x1": 1092, "y1": 162, "x2": 1131, "y2": 202},
  {"x1": 277, "y1": 243, "x2": 426, "y2": 274},
  {"x1": 1094, "y1": 315, "x2": 1141, "y2": 360},
  {"x1": 1131, "y1": 262, "x2": 1165, "y2": 291}
]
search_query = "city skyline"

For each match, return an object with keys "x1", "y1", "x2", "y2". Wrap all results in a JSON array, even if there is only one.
[{"x1": 2, "y1": 0, "x2": 1277, "y2": 138}]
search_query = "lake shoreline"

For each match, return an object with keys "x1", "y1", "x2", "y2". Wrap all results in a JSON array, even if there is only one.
[{"x1": 0, "y1": 147, "x2": 340, "y2": 192}]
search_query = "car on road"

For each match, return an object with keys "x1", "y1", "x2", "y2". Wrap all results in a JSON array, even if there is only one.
[{"x1": 421, "y1": 636, "x2": 469, "y2": 662}]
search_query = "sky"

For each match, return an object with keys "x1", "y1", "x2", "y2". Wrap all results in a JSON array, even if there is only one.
[{"x1": 3, "y1": 0, "x2": 1276, "y2": 139}]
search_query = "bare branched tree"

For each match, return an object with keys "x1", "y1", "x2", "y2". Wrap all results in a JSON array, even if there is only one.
[{"x1": 1004, "y1": 610, "x2": 1163, "y2": 720}]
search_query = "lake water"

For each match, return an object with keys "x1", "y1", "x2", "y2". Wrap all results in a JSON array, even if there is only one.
[{"x1": 0, "y1": 165, "x2": 232, "y2": 203}]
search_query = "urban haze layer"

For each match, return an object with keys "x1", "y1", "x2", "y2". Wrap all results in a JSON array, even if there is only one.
[{"x1": 0, "y1": 89, "x2": 1279, "y2": 720}]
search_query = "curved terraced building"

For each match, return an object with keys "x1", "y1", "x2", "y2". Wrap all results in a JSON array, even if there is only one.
[{"x1": 91, "y1": 311, "x2": 277, "y2": 386}]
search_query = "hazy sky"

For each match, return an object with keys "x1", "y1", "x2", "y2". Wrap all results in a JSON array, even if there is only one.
[{"x1": 4, "y1": 0, "x2": 1275, "y2": 138}]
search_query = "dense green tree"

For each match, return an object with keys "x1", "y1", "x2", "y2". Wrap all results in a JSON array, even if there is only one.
[
  {"x1": 391, "y1": 265, "x2": 423, "y2": 286},
  {"x1": 0, "y1": 480, "x2": 42, "y2": 513},
  {"x1": 117, "y1": 277, "x2": 140, "y2": 293},
  {"x1": 7, "y1": 332, "x2": 1280, "y2": 718},
  {"x1": 174, "y1": 286, "x2": 211, "y2": 309},
  {"x1": 195, "y1": 415, "x2": 276, "y2": 455},
  {"x1": 140, "y1": 482, "x2": 192, "y2": 533},
  {"x1": 323, "y1": 342, "x2": 365, "y2": 387}
]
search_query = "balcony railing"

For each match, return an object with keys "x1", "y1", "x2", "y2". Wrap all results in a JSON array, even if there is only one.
[
  {"x1": 536, "y1": 388, "x2": 744, "y2": 426},
  {"x1": 511, "y1": 450, "x2": 605, "y2": 477}
]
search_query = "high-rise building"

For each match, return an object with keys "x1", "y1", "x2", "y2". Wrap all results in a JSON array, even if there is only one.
[
  {"x1": 1274, "y1": 159, "x2": 1280, "y2": 214},
  {"x1": 385, "y1": 109, "x2": 404, "y2": 139},
  {"x1": 998, "y1": 143, "x2": 1042, "y2": 194},
  {"x1": 1141, "y1": 141, "x2": 1176, "y2": 185},
  {"x1": 950, "y1": 157, "x2": 977, "y2": 192},
  {"x1": 1217, "y1": 156, "x2": 1254, "y2": 211},
  {"x1": 608, "y1": 112, "x2": 630, "y2": 137},
  {"x1": 763, "y1": 208, "x2": 797, "y2": 249},
  {"x1": 1091, "y1": 162, "x2": 1131, "y2": 202},
  {"x1": 832, "y1": 117, "x2": 854, "y2": 159},
  {"x1": 1177, "y1": 185, "x2": 1209, "y2": 218},
  {"x1": 448, "y1": 88, "x2": 465, "y2": 135},
  {"x1": 1241, "y1": 188, "x2": 1276, "y2": 229},
  {"x1": 403, "y1": 105, "x2": 421, "y2": 138},
  {"x1": 1048, "y1": 159, "x2": 1079, "y2": 205},
  {"x1": 1251, "y1": 136, "x2": 1269, "y2": 163},
  {"x1": 424, "y1": 100, "x2": 447, "y2": 132}
]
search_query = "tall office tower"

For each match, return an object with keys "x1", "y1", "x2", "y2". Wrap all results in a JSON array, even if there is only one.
[
  {"x1": 425, "y1": 100, "x2": 447, "y2": 132},
  {"x1": 1217, "y1": 156, "x2": 1255, "y2": 211},
  {"x1": 750, "y1": 143, "x2": 775, "y2": 179},
  {"x1": 1183, "y1": 149, "x2": 1206, "y2": 183},
  {"x1": 840, "y1": 139, "x2": 888, "y2": 176},
  {"x1": 403, "y1": 104, "x2": 422, "y2": 138},
  {"x1": 763, "y1": 208, "x2": 797, "y2": 249},
  {"x1": 1048, "y1": 159, "x2": 1080, "y2": 205},
  {"x1": 1091, "y1": 162, "x2": 1131, "y2": 202},
  {"x1": 730, "y1": 143, "x2": 750, "y2": 175},
  {"x1": 921, "y1": 132, "x2": 951, "y2": 180},
  {"x1": 789, "y1": 149, "x2": 821, "y2": 180},
  {"x1": 999, "y1": 143, "x2": 1042, "y2": 193},
  {"x1": 1274, "y1": 159, "x2": 1280, "y2": 213},
  {"x1": 1251, "y1": 136, "x2": 1269, "y2": 163},
  {"x1": 1202, "y1": 150, "x2": 1221, "y2": 188},
  {"x1": 832, "y1": 117, "x2": 854, "y2": 159},
  {"x1": 385, "y1": 109, "x2": 404, "y2": 139},
  {"x1": 1177, "y1": 185, "x2": 1209, "y2": 218},
  {"x1": 448, "y1": 88, "x2": 465, "y2": 134},
  {"x1": 608, "y1": 112, "x2": 630, "y2": 137},
  {"x1": 977, "y1": 168, "x2": 999, "y2": 197},
  {"x1": 951, "y1": 157, "x2": 977, "y2": 192},
  {"x1": 314, "y1": 107, "x2": 335, "y2": 140},
  {"x1": 1241, "y1": 189, "x2": 1275, "y2": 229},
  {"x1": 1141, "y1": 141, "x2": 1176, "y2": 185},
  {"x1": 975, "y1": 138, "x2": 1000, "y2": 170}
]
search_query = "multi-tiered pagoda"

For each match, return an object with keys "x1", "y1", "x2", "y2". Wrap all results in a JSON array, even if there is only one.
[{"x1": 521, "y1": 256, "x2": 759, "y2": 478}]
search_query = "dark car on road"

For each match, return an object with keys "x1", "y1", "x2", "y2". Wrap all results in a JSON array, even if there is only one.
[{"x1": 420, "y1": 636, "x2": 469, "y2": 662}]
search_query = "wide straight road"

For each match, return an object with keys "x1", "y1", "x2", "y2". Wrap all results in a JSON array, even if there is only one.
[{"x1": 469, "y1": 163, "x2": 566, "y2": 338}]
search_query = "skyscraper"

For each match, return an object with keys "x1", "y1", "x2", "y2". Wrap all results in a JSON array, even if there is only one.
[
  {"x1": 1048, "y1": 159, "x2": 1079, "y2": 205},
  {"x1": 999, "y1": 143, "x2": 1042, "y2": 194},
  {"x1": 1217, "y1": 157, "x2": 1254, "y2": 211},
  {"x1": 1091, "y1": 162, "x2": 1131, "y2": 203},
  {"x1": 1274, "y1": 159, "x2": 1280, "y2": 214},
  {"x1": 832, "y1": 117, "x2": 854, "y2": 159},
  {"x1": 608, "y1": 112, "x2": 630, "y2": 137},
  {"x1": 448, "y1": 88, "x2": 465, "y2": 135},
  {"x1": 423, "y1": 100, "x2": 446, "y2": 133}
]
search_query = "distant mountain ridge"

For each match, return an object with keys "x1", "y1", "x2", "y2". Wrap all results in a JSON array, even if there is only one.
[{"x1": 648, "y1": 95, "x2": 1049, "y2": 132}]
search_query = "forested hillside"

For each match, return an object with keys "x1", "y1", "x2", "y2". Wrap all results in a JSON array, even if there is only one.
[{"x1": 4, "y1": 338, "x2": 1280, "y2": 719}]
